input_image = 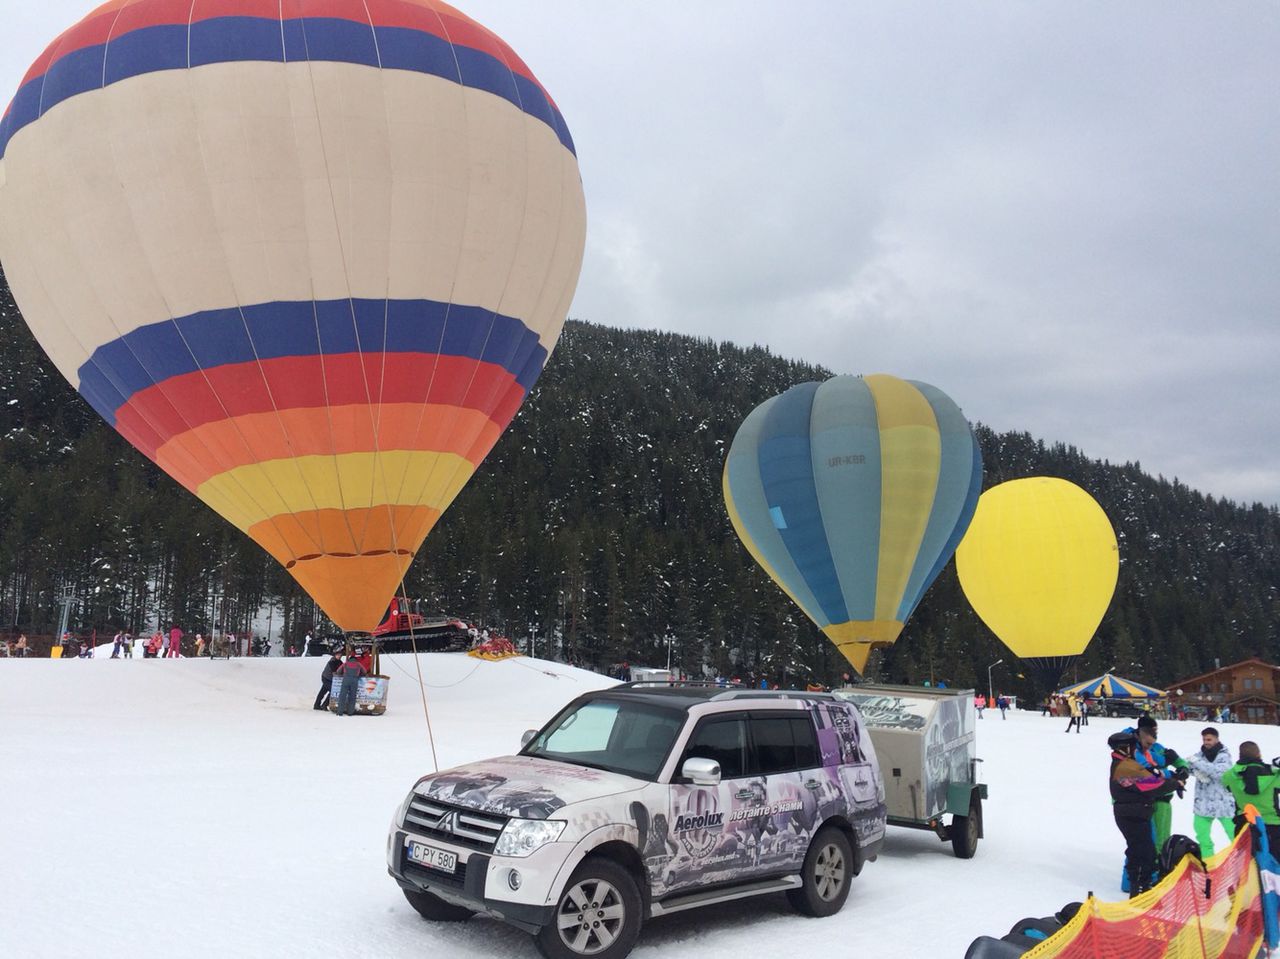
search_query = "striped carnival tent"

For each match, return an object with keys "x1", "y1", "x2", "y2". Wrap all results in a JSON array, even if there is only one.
[
  {"x1": 0, "y1": 0, "x2": 586, "y2": 631},
  {"x1": 1058, "y1": 673, "x2": 1166, "y2": 699}
]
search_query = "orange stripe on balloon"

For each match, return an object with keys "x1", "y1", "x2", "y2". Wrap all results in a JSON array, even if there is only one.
[
  {"x1": 247, "y1": 504, "x2": 443, "y2": 564},
  {"x1": 285, "y1": 551, "x2": 416, "y2": 633},
  {"x1": 154, "y1": 403, "x2": 501, "y2": 492}
]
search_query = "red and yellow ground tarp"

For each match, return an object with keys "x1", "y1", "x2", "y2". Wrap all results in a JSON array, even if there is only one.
[
  {"x1": 1025, "y1": 827, "x2": 1264, "y2": 959},
  {"x1": 467, "y1": 638, "x2": 522, "y2": 661}
]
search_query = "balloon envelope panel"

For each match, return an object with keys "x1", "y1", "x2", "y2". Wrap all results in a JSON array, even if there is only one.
[
  {"x1": 0, "y1": 0, "x2": 586, "y2": 630},
  {"x1": 724, "y1": 374, "x2": 981, "y2": 672},
  {"x1": 956, "y1": 477, "x2": 1119, "y2": 660}
]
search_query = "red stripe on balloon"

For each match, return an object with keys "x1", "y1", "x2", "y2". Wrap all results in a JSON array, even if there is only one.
[
  {"x1": 27, "y1": 0, "x2": 546, "y2": 99},
  {"x1": 113, "y1": 352, "x2": 527, "y2": 461}
]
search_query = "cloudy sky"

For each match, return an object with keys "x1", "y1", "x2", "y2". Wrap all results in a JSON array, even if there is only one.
[{"x1": 3, "y1": 2, "x2": 1278, "y2": 506}]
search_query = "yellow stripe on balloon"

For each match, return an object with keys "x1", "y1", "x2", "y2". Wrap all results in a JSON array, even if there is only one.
[
  {"x1": 196, "y1": 450, "x2": 475, "y2": 532},
  {"x1": 823, "y1": 620, "x2": 905, "y2": 673},
  {"x1": 865, "y1": 375, "x2": 941, "y2": 623}
]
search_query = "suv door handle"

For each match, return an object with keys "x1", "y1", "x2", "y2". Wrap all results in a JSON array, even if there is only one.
[
  {"x1": 735, "y1": 789, "x2": 754, "y2": 800},
  {"x1": 804, "y1": 780, "x2": 821, "y2": 790}
]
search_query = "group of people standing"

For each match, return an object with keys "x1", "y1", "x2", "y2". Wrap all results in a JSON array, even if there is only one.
[
  {"x1": 110, "y1": 625, "x2": 185, "y2": 658},
  {"x1": 974, "y1": 694, "x2": 1012, "y2": 719},
  {"x1": 314, "y1": 647, "x2": 372, "y2": 715},
  {"x1": 1109, "y1": 716, "x2": 1278, "y2": 897}
]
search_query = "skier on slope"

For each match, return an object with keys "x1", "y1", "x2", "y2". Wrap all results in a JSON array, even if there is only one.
[{"x1": 1109, "y1": 730, "x2": 1180, "y2": 898}]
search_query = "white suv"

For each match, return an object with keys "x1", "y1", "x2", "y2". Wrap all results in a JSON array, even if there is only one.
[{"x1": 387, "y1": 684, "x2": 887, "y2": 959}]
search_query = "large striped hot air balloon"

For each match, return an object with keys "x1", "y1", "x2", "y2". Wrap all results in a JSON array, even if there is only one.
[
  {"x1": 0, "y1": 0, "x2": 586, "y2": 632},
  {"x1": 724, "y1": 374, "x2": 982, "y2": 673}
]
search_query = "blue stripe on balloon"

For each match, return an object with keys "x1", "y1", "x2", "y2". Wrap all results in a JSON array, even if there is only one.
[
  {"x1": 895, "y1": 381, "x2": 979, "y2": 621},
  {"x1": 0, "y1": 16, "x2": 575, "y2": 160},
  {"x1": 75, "y1": 299, "x2": 546, "y2": 426},
  {"x1": 908, "y1": 431, "x2": 983, "y2": 617},
  {"x1": 757, "y1": 382, "x2": 850, "y2": 624},
  {"x1": 808, "y1": 375, "x2": 882, "y2": 624}
]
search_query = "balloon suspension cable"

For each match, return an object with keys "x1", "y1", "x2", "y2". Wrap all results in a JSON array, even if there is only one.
[{"x1": 401, "y1": 583, "x2": 440, "y2": 773}]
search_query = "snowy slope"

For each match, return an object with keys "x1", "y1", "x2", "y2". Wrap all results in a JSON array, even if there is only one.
[{"x1": 3, "y1": 656, "x2": 1278, "y2": 958}]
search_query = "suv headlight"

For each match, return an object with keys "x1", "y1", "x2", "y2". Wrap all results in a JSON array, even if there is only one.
[{"x1": 494, "y1": 819, "x2": 566, "y2": 857}]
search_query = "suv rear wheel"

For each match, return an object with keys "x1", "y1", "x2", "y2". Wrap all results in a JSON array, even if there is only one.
[
  {"x1": 536, "y1": 858, "x2": 642, "y2": 959},
  {"x1": 402, "y1": 887, "x2": 475, "y2": 922},
  {"x1": 787, "y1": 826, "x2": 854, "y2": 918}
]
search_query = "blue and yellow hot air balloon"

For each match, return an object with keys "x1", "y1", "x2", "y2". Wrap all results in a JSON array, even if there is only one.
[
  {"x1": 0, "y1": 0, "x2": 586, "y2": 631},
  {"x1": 724, "y1": 374, "x2": 982, "y2": 673}
]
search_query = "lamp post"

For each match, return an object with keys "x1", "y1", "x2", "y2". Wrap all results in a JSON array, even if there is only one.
[
  {"x1": 988, "y1": 658, "x2": 1004, "y2": 704},
  {"x1": 664, "y1": 629, "x2": 674, "y2": 673}
]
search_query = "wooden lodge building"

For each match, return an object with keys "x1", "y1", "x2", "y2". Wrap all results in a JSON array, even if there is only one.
[{"x1": 1168, "y1": 658, "x2": 1280, "y2": 726}]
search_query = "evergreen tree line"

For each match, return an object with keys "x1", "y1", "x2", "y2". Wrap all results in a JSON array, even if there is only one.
[{"x1": 2, "y1": 270, "x2": 1278, "y2": 698}]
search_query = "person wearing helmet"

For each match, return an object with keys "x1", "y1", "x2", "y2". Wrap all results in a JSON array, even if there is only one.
[
  {"x1": 1110, "y1": 730, "x2": 1179, "y2": 898},
  {"x1": 1115, "y1": 714, "x2": 1188, "y2": 892}
]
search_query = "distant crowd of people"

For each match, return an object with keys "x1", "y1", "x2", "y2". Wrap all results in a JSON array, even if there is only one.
[{"x1": 0, "y1": 634, "x2": 32, "y2": 657}]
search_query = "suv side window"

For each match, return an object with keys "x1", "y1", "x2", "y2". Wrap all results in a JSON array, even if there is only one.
[
  {"x1": 749, "y1": 714, "x2": 821, "y2": 774},
  {"x1": 680, "y1": 715, "x2": 749, "y2": 779}
]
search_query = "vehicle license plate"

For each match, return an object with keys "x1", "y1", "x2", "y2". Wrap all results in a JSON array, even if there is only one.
[{"x1": 408, "y1": 840, "x2": 457, "y2": 874}]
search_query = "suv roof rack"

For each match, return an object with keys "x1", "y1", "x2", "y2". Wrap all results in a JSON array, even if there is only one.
[
  {"x1": 709, "y1": 689, "x2": 836, "y2": 703},
  {"x1": 611, "y1": 680, "x2": 745, "y2": 690}
]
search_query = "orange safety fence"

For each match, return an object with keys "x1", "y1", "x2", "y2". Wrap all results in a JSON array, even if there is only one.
[{"x1": 1024, "y1": 826, "x2": 1264, "y2": 959}]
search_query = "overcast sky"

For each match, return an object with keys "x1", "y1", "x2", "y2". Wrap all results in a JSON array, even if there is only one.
[{"x1": 3, "y1": 2, "x2": 1278, "y2": 506}]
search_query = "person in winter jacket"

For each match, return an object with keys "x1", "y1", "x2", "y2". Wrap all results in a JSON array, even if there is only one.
[
  {"x1": 314, "y1": 651, "x2": 343, "y2": 711},
  {"x1": 335, "y1": 651, "x2": 368, "y2": 715},
  {"x1": 1187, "y1": 727, "x2": 1235, "y2": 855},
  {"x1": 1110, "y1": 730, "x2": 1180, "y2": 897},
  {"x1": 167, "y1": 625, "x2": 183, "y2": 658},
  {"x1": 1065, "y1": 695, "x2": 1082, "y2": 733},
  {"x1": 1128, "y1": 715, "x2": 1188, "y2": 855},
  {"x1": 1221, "y1": 741, "x2": 1280, "y2": 851}
]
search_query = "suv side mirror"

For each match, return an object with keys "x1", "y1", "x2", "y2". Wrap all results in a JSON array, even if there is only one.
[
  {"x1": 520, "y1": 729, "x2": 538, "y2": 748},
  {"x1": 681, "y1": 757, "x2": 721, "y2": 786}
]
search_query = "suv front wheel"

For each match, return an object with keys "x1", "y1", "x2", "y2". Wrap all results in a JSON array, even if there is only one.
[
  {"x1": 787, "y1": 826, "x2": 854, "y2": 918},
  {"x1": 536, "y1": 857, "x2": 642, "y2": 959}
]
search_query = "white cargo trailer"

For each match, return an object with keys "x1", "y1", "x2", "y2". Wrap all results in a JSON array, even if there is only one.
[{"x1": 835, "y1": 683, "x2": 987, "y2": 858}]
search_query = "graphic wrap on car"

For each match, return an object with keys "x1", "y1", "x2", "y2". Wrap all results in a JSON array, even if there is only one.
[{"x1": 420, "y1": 756, "x2": 639, "y2": 819}]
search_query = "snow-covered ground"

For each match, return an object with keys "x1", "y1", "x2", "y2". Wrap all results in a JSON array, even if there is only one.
[{"x1": 3, "y1": 655, "x2": 1276, "y2": 958}]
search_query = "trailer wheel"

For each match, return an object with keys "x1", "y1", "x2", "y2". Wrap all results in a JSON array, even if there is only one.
[{"x1": 951, "y1": 795, "x2": 981, "y2": 859}]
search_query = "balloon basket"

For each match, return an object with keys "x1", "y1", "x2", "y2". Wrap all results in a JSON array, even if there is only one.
[{"x1": 328, "y1": 674, "x2": 389, "y2": 716}]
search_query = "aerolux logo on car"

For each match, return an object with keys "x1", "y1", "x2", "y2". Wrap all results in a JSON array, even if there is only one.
[{"x1": 674, "y1": 810, "x2": 724, "y2": 832}]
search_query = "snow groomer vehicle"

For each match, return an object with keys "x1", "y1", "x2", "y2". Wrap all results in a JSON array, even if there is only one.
[
  {"x1": 835, "y1": 683, "x2": 986, "y2": 858},
  {"x1": 388, "y1": 682, "x2": 888, "y2": 959}
]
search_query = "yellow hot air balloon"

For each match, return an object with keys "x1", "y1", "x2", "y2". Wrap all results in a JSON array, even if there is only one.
[{"x1": 955, "y1": 477, "x2": 1119, "y2": 682}]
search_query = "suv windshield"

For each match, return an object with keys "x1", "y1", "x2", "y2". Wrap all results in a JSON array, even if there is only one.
[{"x1": 523, "y1": 697, "x2": 684, "y2": 781}]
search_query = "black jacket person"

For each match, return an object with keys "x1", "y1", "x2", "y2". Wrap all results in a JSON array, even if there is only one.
[
  {"x1": 1110, "y1": 730, "x2": 1180, "y2": 897},
  {"x1": 313, "y1": 652, "x2": 343, "y2": 711}
]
